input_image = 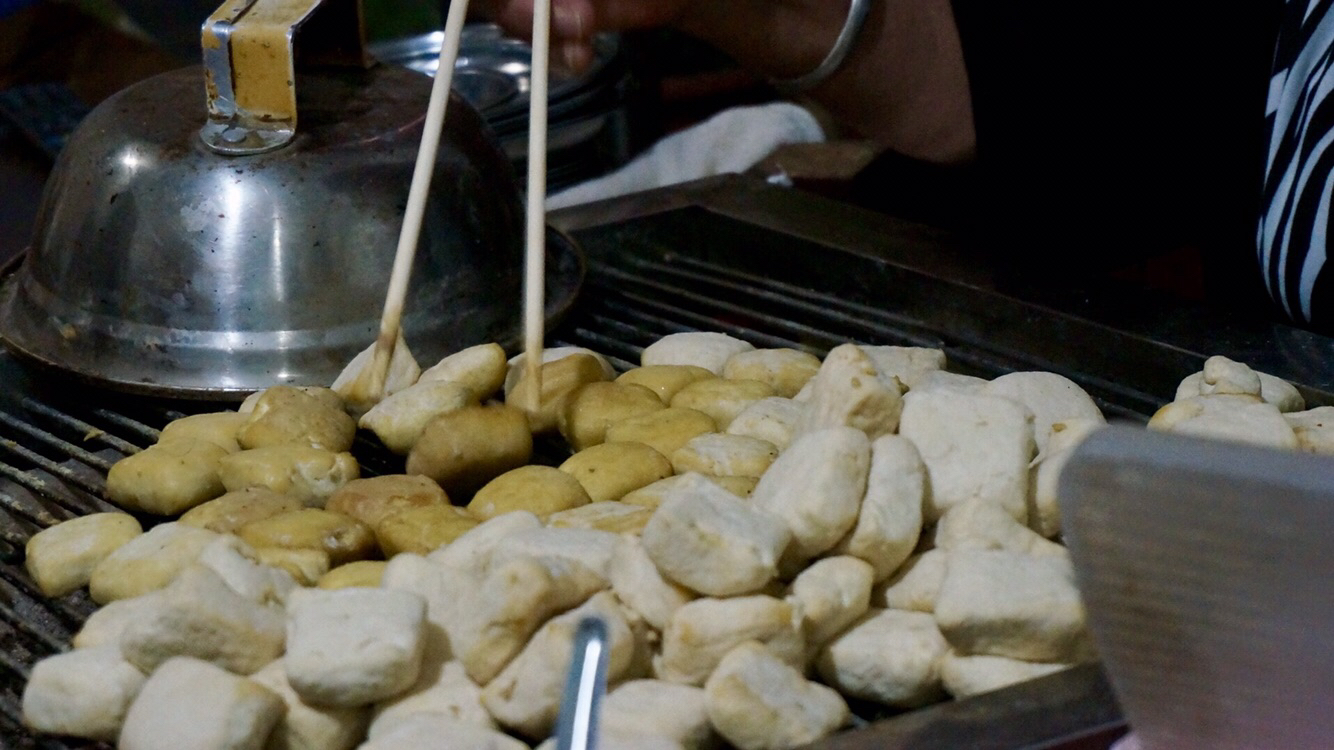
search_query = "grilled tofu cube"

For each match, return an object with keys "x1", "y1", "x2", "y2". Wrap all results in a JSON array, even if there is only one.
[
  {"x1": 25, "y1": 512, "x2": 142, "y2": 597},
  {"x1": 88, "y1": 522, "x2": 221, "y2": 604}
]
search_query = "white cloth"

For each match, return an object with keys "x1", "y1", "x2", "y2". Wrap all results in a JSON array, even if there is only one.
[{"x1": 546, "y1": 101, "x2": 825, "y2": 210}]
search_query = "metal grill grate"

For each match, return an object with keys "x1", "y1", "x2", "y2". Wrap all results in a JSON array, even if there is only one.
[{"x1": 0, "y1": 203, "x2": 1171, "y2": 748}]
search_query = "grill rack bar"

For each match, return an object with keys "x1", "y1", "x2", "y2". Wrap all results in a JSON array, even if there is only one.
[
  {"x1": 18, "y1": 400, "x2": 145, "y2": 457},
  {"x1": 0, "y1": 411, "x2": 119, "y2": 475}
]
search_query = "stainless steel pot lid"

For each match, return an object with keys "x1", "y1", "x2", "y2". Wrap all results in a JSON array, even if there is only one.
[
  {"x1": 0, "y1": 0, "x2": 586, "y2": 401},
  {"x1": 0, "y1": 228, "x2": 584, "y2": 399}
]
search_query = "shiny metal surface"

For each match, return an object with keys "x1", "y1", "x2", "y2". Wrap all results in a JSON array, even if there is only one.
[
  {"x1": 554, "y1": 616, "x2": 610, "y2": 750},
  {"x1": 199, "y1": 0, "x2": 372, "y2": 155},
  {"x1": 0, "y1": 63, "x2": 582, "y2": 399},
  {"x1": 370, "y1": 23, "x2": 620, "y2": 117},
  {"x1": 198, "y1": 0, "x2": 311, "y2": 154},
  {"x1": 372, "y1": 24, "x2": 638, "y2": 190},
  {"x1": 1061, "y1": 426, "x2": 1334, "y2": 750}
]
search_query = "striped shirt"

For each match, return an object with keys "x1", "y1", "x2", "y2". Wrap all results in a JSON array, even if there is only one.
[{"x1": 1261, "y1": 0, "x2": 1334, "y2": 326}]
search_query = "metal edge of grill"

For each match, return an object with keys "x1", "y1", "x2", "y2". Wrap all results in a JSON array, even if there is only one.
[{"x1": 6, "y1": 176, "x2": 1333, "y2": 749}]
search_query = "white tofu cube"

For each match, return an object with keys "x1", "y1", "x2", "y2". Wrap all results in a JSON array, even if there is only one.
[
  {"x1": 787, "y1": 556, "x2": 874, "y2": 651},
  {"x1": 934, "y1": 497, "x2": 1067, "y2": 558},
  {"x1": 670, "y1": 433, "x2": 779, "y2": 478},
  {"x1": 910, "y1": 370, "x2": 987, "y2": 395},
  {"x1": 1176, "y1": 356, "x2": 1305, "y2": 412},
  {"x1": 934, "y1": 549, "x2": 1094, "y2": 663},
  {"x1": 73, "y1": 593, "x2": 163, "y2": 649},
  {"x1": 602, "y1": 679, "x2": 715, "y2": 749},
  {"x1": 1149, "y1": 394, "x2": 1299, "y2": 450},
  {"x1": 369, "y1": 659, "x2": 494, "y2": 737},
  {"x1": 118, "y1": 656, "x2": 285, "y2": 750},
  {"x1": 609, "y1": 533, "x2": 695, "y2": 631},
  {"x1": 1286, "y1": 406, "x2": 1334, "y2": 455},
  {"x1": 481, "y1": 592, "x2": 634, "y2": 739},
  {"x1": 657, "y1": 595, "x2": 806, "y2": 685},
  {"x1": 725, "y1": 397, "x2": 803, "y2": 451},
  {"x1": 285, "y1": 587, "x2": 427, "y2": 707},
  {"x1": 488, "y1": 526, "x2": 621, "y2": 581},
  {"x1": 22, "y1": 646, "x2": 146, "y2": 741},
  {"x1": 383, "y1": 551, "x2": 601, "y2": 687},
  {"x1": 830, "y1": 434, "x2": 924, "y2": 581},
  {"x1": 795, "y1": 344, "x2": 903, "y2": 439},
  {"x1": 359, "y1": 380, "x2": 475, "y2": 454},
  {"x1": 196, "y1": 535, "x2": 297, "y2": 606},
  {"x1": 455, "y1": 555, "x2": 605, "y2": 684},
  {"x1": 873, "y1": 550, "x2": 947, "y2": 613},
  {"x1": 750, "y1": 427, "x2": 870, "y2": 569},
  {"x1": 641, "y1": 332, "x2": 755, "y2": 375},
  {"x1": 249, "y1": 658, "x2": 370, "y2": 750},
  {"x1": 427, "y1": 510, "x2": 543, "y2": 576},
  {"x1": 939, "y1": 651, "x2": 1071, "y2": 698},
  {"x1": 704, "y1": 642, "x2": 849, "y2": 750},
  {"x1": 982, "y1": 371, "x2": 1104, "y2": 453},
  {"x1": 1028, "y1": 418, "x2": 1105, "y2": 537},
  {"x1": 361, "y1": 713, "x2": 529, "y2": 750},
  {"x1": 816, "y1": 608, "x2": 948, "y2": 708},
  {"x1": 119, "y1": 564, "x2": 286, "y2": 675},
  {"x1": 859, "y1": 345, "x2": 947, "y2": 390},
  {"x1": 898, "y1": 391, "x2": 1035, "y2": 522},
  {"x1": 641, "y1": 473, "x2": 791, "y2": 597}
]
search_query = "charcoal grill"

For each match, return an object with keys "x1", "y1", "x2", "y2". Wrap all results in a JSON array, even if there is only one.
[{"x1": 5, "y1": 175, "x2": 1334, "y2": 749}]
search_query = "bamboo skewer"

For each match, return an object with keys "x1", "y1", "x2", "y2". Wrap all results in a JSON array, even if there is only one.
[
  {"x1": 349, "y1": 0, "x2": 473, "y2": 403},
  {"x1": 522, "y1": 0, "x2": 553, "y2": 411}
]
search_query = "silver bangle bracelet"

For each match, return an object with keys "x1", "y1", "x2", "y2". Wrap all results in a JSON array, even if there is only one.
[{"x1": 769, "y1": 0, "x2": 874, "y2": 95}]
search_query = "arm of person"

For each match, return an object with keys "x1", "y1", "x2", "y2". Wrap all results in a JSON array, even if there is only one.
[{"x1": 482, "y1": 0, "x2": 976, "y2": 165}]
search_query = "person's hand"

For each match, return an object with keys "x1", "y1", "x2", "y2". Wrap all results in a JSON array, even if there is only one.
[
  {"x1": 478, "y1": 0, "x2": 844, "y2": 81},
  {"x1": 477, "y1": 0, "x2": 978, "y2": 166},
  {"x1": 482, "y1": 0, "x2": 698, "y2": 72}
]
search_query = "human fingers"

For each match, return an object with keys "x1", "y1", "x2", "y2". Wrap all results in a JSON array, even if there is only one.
[
  {"x1": 489, "y1": 0, "x2": 595, "y2": 42},
  {"x1": 556, "y1": 40, "x2": 597, "y2": 74},
  {"x1": 582, "y1": 0, "x2": 694, "y2": 31}
]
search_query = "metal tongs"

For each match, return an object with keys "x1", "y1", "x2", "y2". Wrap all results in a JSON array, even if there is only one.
[{"x1": 554, "y1": 616, "x2": 610, "y2": 750}]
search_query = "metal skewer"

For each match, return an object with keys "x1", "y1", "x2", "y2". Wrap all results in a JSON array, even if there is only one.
[{"x1": 555, "y1": 616, "x2": 610, "y2": 750}]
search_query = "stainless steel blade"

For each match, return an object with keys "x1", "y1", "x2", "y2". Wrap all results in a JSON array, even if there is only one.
[{"x1": 1059, "y1": 424, "x2": 1334, "y2": 749}]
